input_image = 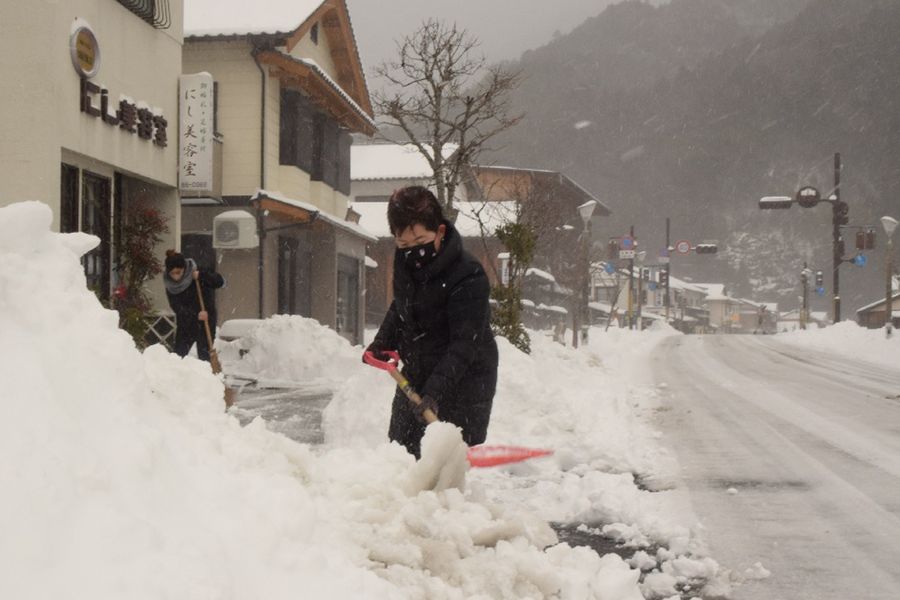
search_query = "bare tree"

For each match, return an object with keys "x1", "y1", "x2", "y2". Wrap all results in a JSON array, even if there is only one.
[{"x1": 374, "y1": 20, "x2": 523, "y2": 215}]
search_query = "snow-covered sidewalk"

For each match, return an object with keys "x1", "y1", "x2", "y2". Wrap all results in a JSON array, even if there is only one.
[{"x1": 1, "y1": 200, "x2": 721, "y2": 599}]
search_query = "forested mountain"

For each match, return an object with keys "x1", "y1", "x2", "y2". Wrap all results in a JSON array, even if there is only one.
[{"x1": 494, "y1": 0, "x2": 900, "y2": 311}]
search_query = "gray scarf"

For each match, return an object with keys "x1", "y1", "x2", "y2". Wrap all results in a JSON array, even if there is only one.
[{"x1": 163, "y1": 257, "x2": 197, "y2": 295}]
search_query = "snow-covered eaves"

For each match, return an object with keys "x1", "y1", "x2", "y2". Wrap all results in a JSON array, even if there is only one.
[
  {"x1": 296, "y1": 57, "x2": 375, "y2": 129},
  {"x1": 364, "y1": 256, "x2": 378, "y2": 268},
  {"x1": 588, "y1": 301, "x2": 612, "y2": 313},
  {"x1": 351, "y1": 144, "x2": 458, "y2": 181},
  {"x1": 251, "y1": 189, "x2": 377, "y2": 243},
  {"x1": 184, "y1": 0, "x2": 324, "y2": 38},
  {"x1": 525, "y1": 268, "x2": 556, "y2": 283}
]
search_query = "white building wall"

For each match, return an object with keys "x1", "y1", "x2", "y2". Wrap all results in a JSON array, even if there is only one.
[{"x1": 0, "y1": 0, "x2": 182, "y2": 223}]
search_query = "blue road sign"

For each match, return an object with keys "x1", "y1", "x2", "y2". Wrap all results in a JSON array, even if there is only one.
[
  {"x1": 620, "y1": 236, "x2": 634, "y2": 250},
  {"x1": 816, "y1": 287, "x2": 826, "y2": 296},
  {"x1": 604, "y1": 262, "x2": 616, "y2": 274},
  {"x1": 853, "y1": 254, "x2": 867, "y2": 267},
  {"x1": 649, "y1": 281, "x2": 658, "y2": 291}
]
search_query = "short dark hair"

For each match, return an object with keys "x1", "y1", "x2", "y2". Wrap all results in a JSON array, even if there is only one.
[{"x1": 387, "y1": 186, "x2": 444, "y2": 236}]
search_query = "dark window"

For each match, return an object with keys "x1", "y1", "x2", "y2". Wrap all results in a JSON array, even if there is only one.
[
  {"x1": 279, "y1": 89, "x2": 352, "y2": 193},
  {"x1": 336, "y1": 130, "x2": 352, "y2": 195},
  {"x1": 280, "y1": 89, "x2": 315, "y2": 173},
  {"x1": 336, "y1": 255, "x2": 360, "y2": 343},
  {"x1": 277, "y1": 235, "x2": 311, "y2": 316},
  {"x1": 81, "y1": 172, "x2": 112, "y2": 301},
  {"x1": 354, "y1": 195, "x2": 391, "y2": 203},
  {"x1": 60, "y1": 164, "x2": 79, "y2": 233},
  {"x1": 310, "y1": 23, "x2": 319, "y2": 45}
]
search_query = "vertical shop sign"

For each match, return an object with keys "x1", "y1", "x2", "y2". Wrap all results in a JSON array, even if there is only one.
[{"x1": 179, "y1": 73, "x2": 214, "y2": 194}]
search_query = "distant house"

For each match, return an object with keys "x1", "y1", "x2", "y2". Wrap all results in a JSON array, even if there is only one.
[
  {"x1": 181, "y1": 0, "x2": 376, "y2": 344},
  {"x1": 856, "y1": 292, "x2": 900, "y2": 329},
  {"x1": 350, "y1": 148, "x2": 609, "y2": 332}
]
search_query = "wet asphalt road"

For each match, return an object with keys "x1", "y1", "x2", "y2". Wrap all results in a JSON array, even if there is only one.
[{"x1": 228, "y1": 384, "x2": 333, "y2": 446}]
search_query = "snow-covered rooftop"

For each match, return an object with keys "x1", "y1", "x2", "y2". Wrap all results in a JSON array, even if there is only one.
[
  {"x1": 184, "y1": 0, "x2": 323, "y2": 37},
  {"x1": 350, "y1": 144, "x2": 458, "y2": 181},
  {"x1": 351, "y1": 200, "x2": 515, "y2": 239}
]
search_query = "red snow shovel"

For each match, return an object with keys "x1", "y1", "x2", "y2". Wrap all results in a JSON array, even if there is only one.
[{"x1": 363, "y1": 350, "x2": 552, "y2": 467}]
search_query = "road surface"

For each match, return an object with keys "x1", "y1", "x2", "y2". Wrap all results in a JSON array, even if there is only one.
[{"x1": 651, "y1": 334, "x2": 900, "y2": 599}]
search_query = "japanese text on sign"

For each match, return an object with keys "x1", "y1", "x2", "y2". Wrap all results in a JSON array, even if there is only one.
[{"x1": 179, "y1": 73, "x2": 215, "y2": 193}]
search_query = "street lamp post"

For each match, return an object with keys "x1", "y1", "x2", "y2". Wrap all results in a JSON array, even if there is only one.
[
  {"x1": 881, "y1": 216, "x2": 898, "y2": 336},
  {"x1": 575, "y1": 200, "x2": 598, "y2": 348},
  {"x1": 800, "y1": 263, "x2": 812, "y2": 330}
]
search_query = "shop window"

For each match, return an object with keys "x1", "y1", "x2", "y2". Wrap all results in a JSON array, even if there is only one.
[
  {"x1": 81, "y1": 172, "x2": 112, "y2": 301},
  {"x1": 60, "y1": 164, "x2": 79, "y2": 233}
]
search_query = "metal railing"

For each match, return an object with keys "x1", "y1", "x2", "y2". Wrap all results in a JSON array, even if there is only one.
[{"x1": 116, "y1": 0, "x2": 171, "y2": 29}]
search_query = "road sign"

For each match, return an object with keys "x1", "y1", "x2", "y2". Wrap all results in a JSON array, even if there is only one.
[
  {"x1": 619, "y1": 249, "x2": 636, "y2": 259},
  {"x1": 604, "y1": 262, "x2": 616, "y2": 274},
  {"x1": 659, "y1": 256, "x2": 670, "y2": 264},
  {"x1": 816, "y1": 287, "x2": 826, "y2": 296},
  {"x1": 853, "y1": 254, "x2": 867, "y2": 267},
  {"x1": 648, "y1": 281, "x2": 658, "y2": 291},
  {"x1": 620, "y1": 236, "x2": 635, "y2": 250},
  {"x1": 674, "y1": 240, "x2": 691, "y2": 255}
]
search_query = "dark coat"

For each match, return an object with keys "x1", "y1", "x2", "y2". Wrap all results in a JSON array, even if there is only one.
[
  {"x1": 166, "y1": 269, "x2": 225, "y2": 359},
  {"x1": 372, "y1": 222, "x2": 498, "y2": 454}
]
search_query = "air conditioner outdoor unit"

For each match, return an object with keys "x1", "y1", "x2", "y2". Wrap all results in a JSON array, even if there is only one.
[{"x1": 213, "y1": 210, "x2": 258, "y2": 249}]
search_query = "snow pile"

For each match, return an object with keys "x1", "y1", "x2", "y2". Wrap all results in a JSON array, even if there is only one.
[
  {"x1": 777, "y1": 320, "x2": 900, "y2": 369},
  {"x1": 1, "y1": 201, "x2": 648, "y2": 599},
  {"x1": 222, "y1": 314, "x2": 363, "y2": 387}
]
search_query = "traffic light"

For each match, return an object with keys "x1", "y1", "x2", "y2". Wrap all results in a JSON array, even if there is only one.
[
  {"x1": 658, "y1": 270, "x2": 669, "y2": 287},
  {"x1": 695, "y1": 243, "x2": 718, "y2": 254},
  {"x1": 833, "y1": 200, "x2": 849, "y2": 225},
  {"x1": 796, "y1": 186, "x2": 821, "y2": 208},
  {"x1": 856, "y1": 230, "x2": 866, "y2": 250},
  {"x1": 641, "y1": 267, "x2": 650, "y2": 280},
  {"x1": 866, "y1": 229, "x2": 876, "y2": 250},
  {"x1": 815, "y1": 271, "x2": 824, "y2": 288}
]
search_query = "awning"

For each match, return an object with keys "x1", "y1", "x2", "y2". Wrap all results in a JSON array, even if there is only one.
[{"x1": 250, "y1": 189, "x2": 377, "y2": 243}]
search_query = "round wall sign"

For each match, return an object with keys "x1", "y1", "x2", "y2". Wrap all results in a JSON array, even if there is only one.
[{"x1": 70, "y1": 22, "x2": 100, "y2": 78}]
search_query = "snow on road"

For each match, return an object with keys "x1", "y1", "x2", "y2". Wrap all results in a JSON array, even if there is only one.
[{"x1": 651, "y1": 334, "x2": 900, "y2": 599}]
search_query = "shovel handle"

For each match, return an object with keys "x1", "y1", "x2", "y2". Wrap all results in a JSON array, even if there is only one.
[{"x1": 363, "y1": 351, "x2": 437, "y2": 424}]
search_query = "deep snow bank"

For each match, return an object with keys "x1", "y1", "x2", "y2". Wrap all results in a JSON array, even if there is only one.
[
  {"x1": 0, "y1": 201, "x2": 646, "y2": 600},
  {"x1": 777, "y1": 320, "x2": 899, "y2": 369}
]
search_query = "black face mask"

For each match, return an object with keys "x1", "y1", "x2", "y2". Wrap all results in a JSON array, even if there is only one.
[{"x1": 401, "y1": 240, "x2": 439, "y2": 270}]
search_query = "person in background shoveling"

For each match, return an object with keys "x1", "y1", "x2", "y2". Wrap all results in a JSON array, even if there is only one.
[
  {"x1": 163, "y1": 250, "x2": 225, "y2": 362},
  {"x1": 366, "y1": 186, "x2": 499, "y2": 458}
]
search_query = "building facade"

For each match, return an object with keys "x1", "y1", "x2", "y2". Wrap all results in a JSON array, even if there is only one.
[
  {"x1": 181, "y1": 0, "x2": 376, "y2": 344},
  {"x1": 0, "y1": 0, "x2": 184, "y2": 309}
]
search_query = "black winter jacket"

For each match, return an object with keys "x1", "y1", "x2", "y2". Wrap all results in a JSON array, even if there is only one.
[
  {"x1": 166, "y1": 269, "x2": 225, "y2": 327},
  {"x1": 372, "y1": 222, "x2": 498, "y2": 407}
]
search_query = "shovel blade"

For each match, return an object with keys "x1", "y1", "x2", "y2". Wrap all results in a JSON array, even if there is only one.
[{"x1": 466, "y1": 444, "x2": 553, "y2": 468}]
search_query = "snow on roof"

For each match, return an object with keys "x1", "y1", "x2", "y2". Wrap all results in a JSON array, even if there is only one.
[
  {"x1": 351, "y1": 200, "x2": 516, "y2": 239},
  {"x1": 364, "y1": 256, "x2": 378, "y2": 268},
  {"x1": 855, "y1": 291, "x2": 900, "y2": 313},
  {"x1": 252, "y1": 189, "x2": 377, "y2": 242},
  {"x1": 525, "y1": 268, "x2": 556, "y2": 283},
  {"x1": 350, "y1": 144, "x2": 458, "y2": 181},
  {"x1": 297, "y1": 57, "x2": 375, "y2": 126},
  {"x1": 184, "y1": 0, "x2": 324, "y2": 37},
  {"x1": 588, "y1": 301, "x2": 612, "y2": 313},
  {"x1": 668, "y1": 276, "x2": 708, "y2": 294}
]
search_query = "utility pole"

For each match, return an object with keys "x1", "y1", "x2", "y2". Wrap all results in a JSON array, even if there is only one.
[
  {"x1": 800, "y1": 262, "x2": 810, "y2": 330},
  {"x1": 832, "y1": 152, "x2": 842, "y2": 323},
  {"x1": 665, "y1": 217, "x2": 671, "y2": 322}
]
